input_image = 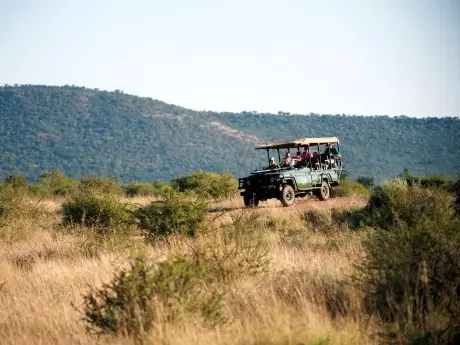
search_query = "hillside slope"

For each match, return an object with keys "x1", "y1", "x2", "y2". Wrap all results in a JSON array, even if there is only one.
[{"x1": 1, "y1": 84, "x2": 459, "y2": 182}]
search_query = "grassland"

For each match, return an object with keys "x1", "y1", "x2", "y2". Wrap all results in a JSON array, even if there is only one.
[
  {"x1": 0, "y1": 193, "x2": 376, "y2": 345},
  {"x1": 0, "y1": 181, "x2": 458, "y2": 345}
]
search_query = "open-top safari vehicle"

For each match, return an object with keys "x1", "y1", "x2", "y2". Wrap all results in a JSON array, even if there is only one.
[{"x1": 238, "y1": 137, "x2": 343, "y2": 207}]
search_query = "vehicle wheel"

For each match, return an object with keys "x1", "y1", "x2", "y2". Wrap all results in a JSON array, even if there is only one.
[
  {"x1": 318, "y1": 181, "x2": 330, "y2": 201},
  {"x1": 280, "y1": 184, "x2": 295, "y2": 207},
  {"x1": 243, "y1": 193, "x2": 259, "y2": 207}
]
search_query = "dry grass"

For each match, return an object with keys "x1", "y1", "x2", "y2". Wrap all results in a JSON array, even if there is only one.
[{"x1": 0, "y1": 194, "x2": 378, "y2": 345}]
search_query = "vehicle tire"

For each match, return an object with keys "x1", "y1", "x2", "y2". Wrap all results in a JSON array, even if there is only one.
[
  {"x1": 243, "y1": 193, "x2": 259, "y2": 207},
  {"x1": 280, "y1": 184, "x2": 295, "y2": 207},
  {"x1": 318, "y1": 181, "x2": 330, "y2": 201}
]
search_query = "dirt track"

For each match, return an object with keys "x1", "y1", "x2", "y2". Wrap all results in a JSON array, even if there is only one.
[
  {"x1": 276, "y1": 195, "x2": 368, "y2": 210},
  {"x1": 210, "y1": 195, "x2": 369, "y2": 217}
]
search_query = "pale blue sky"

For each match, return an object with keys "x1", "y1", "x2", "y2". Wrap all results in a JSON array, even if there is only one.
[{"x1": 1, "y1": 0, "x2": 459, "y2": 117}]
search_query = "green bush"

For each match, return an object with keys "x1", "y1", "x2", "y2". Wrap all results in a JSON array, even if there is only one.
[
  {"x1": 171, "y1": 170, "x2": 238, "y2": 199},
  {"x1": 82, "y1": 255, "x2": 227, "y2": 338},
  {"x1": 27, "y1": 183, "x2": 52, "y2": 197},
  {"x1": 0, "y1": 184, "x2": 25, "y2": 225},
  {"x1": 196, "y1": 211, "x2": 270, "y2": 283},
  {"x1": 356, "y1": 176, "x2": 374, "y2": 188},
  {"x1": 28, "y1": 170, "x2": 78, "y2": 196},
  {"x1": 0, "y1": 184, "x2": 45, "y2": 224},
  {"x1": 4, "y1": 174, "x2": 28, "y2": 190},
  {"x1": 452, "y1": 179, "x2": 460, "y2": 215},
  {"x1": 151, "y1": 179, "x2": 174, "y2": 196},
  {"x1": 331, "y1": 180, "x2": 371, "y2": 198},
  {"x1": 124, "y1": 182, "x2": 156, "y2": 197},
  {"x1": 40, "y1": 170, "x2": 78, "y2": 196},
  {"x1": 135, "y1": 192, "x2": 207, "y2": 240},
  {"x1": 348, "y1": 180, "x2": 455, "y2": 231},
  {"x1": 403, "y1": 171, "x2": 454, "y2": 189},
  {"x1": 61, "y1": 191, "x2": 131, "y2": 231},
  {"x1": 124, "y1": 180, "x2": 173, "y2": 197},
  {"x1": 78, "y1": 175, "x2": 124, "y2": 196},
  {"x1": 354, "y1": 182, "x2": 460, "y2": 344},
  {"x1": 303, "y1": 209, "x2": 336, "y2": 233}
]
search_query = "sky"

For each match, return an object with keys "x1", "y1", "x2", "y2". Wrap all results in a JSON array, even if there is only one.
[{"x1": 1, "y1": 0, "x2": 459, "y2": 117}]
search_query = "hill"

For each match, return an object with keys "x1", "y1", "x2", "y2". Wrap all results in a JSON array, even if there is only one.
[{"x1": 1, "y1": 84, "x2": 459, "y2": 182}]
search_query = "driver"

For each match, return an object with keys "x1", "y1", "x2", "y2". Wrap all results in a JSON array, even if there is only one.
[{"x1": 268, "y1": 157, "x2": 279, "y2": 169}]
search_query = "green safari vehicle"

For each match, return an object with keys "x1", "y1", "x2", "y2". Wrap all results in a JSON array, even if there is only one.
[{"x1": 238, "y1": 137, "x2": 343, "y2": 207}]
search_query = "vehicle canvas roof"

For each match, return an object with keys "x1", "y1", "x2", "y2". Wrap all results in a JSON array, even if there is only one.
[{"x1": 255, "y1": 136, "x2": 340, "y2": 150}]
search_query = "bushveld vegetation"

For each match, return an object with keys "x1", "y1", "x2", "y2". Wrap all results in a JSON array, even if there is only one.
[
  {"x1": 0, "y1": 170, "x2": 459, "y2": 345},
  {"x1": 2, "y1": 85, "x2": 460, "y2": 182}
]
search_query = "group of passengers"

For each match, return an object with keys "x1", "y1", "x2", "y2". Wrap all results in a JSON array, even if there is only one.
[{"x1": 267, "y1": 143, "x2": 340, "y2": 170}]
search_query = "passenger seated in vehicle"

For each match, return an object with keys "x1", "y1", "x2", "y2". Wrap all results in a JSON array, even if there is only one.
[
  {"x1": 292, "y1": 151, "x2": 302, "y2": 166},
  {"x1": 322, "y1": 143, "x2": 340, "y2": 168},
  {"x1": 301, "y1": 147, "x2": 312, "y2": 161},
  {"x1": 294, "y1": 151, "x2": 301, "y2": 161},
  {"x1": 323, "y1": 143, "x2": 340, "y2": 157},
  {"x1": 267, "y1": 157, "x2": 279, "y2": 169},
  {"x1": 281, "y1": 152, "x2": 292, "y2": 167},
  {"x1": 311, "y1": 152, "x2": 320, "y2": 169}
]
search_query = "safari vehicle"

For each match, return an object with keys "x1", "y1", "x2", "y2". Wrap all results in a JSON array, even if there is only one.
[{"x1": 238, "y1": 137, "x2": 342, "y2": 207}]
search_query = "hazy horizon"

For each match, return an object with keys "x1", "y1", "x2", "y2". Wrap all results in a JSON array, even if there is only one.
[{"x1": 1, "y1": 0, "x2": 459, "y2": 118}]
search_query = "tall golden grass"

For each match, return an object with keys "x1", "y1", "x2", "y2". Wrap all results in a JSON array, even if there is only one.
[{"x1": 0, "y1": 193, "x2": 378, "y2": 345}]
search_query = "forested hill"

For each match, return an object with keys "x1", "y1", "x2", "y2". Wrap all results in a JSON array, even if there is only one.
[{"x1": 1, "y1": 84, "x2": 459, "y2": 182}]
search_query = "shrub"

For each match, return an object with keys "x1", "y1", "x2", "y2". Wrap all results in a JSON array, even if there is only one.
[
  {"x1": 303, "y1": 209, "x2": 335, "y2": 233},
  {"x1": 356, "y1": 176, "x2": 374, "y2": 188},
  {"x1": 195, "y1": 211, "x2": 270, "y2": 283},
  {"x1": 191, "y1": 232, "x2": 270, "y2": 284},
  {"x1": 452, "y1": 179, "x2": 460, "y2": 215},
  {"x1": 272, "y1": 268, "x2": 356, "y2": 319},
  {"x1": 27, "y1": 183, "x2": 52, "y2": 197},
  {"x1": 0, "y1": 184, "x2": 44, "y2": 228},
  {"x1": 135, "y1": 191, "x2": 207, "y2": 240},
  {"x1": 124, "y1": 180, "x2": 173, "y2": 197},
  {"x1": 349, "y1": 180, "x2": 455, "y2": 231},
  {"x1": 171, "y1": 170, "x2": 238, "y2": 200},
  {"x1": 81, "y1": 255, "x2": 227, "y2": 338},
  {"x1": 61, "y1": 191, "x2": 131, "y2": 231},
  {"x1": 404, "y1": 172, "x2": 454, "y2": 189},
  {"x1": 4, "y1": 174, "x2": 28, "y2": 190},
  {"x1": 331, "y1": 180, "x2": 371, "y2": 198},
  {"x1": 38, "y1": 170, "x2": 78, "y2": 196},
  {"x1": 354, "y1": 182, "x2": 460, "y2": 344},
  {"x1": 124, "y1": 182, "x2": 156, "y2": 197},
  {"x1": 78, "y1": 175, "x2": 124, "y2": 196},
  {"x1": 0, "y1": 184, "x2": 25, "y2": 225},
  {"x1": 151, "y1": 179, "x2": 174, "y2": 196}
]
